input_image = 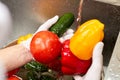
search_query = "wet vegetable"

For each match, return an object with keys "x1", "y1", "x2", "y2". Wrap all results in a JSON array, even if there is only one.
[
  {"x1": 24, "y1": 60, "x2": 48, "y2": 72},
  {"x1": 30, "y1": 31, "x2": 62, "y2": 64},
  {"x1": 61, "y1": 39, "x2": 92, "y2": 75},
  {"x1": 49, "y1": 13, "x2": 74, "y2": 37},
  {"x1": 70, "y1": 19, "x2": 104, "y2": 60},
  {"x1": 17, "y1": 13, "x2": 75, "y2": 80}
]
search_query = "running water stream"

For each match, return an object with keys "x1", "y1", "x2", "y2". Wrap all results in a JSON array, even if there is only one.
[{"x1": 77, "y1": 0, "x2": 84, "y2": 24}]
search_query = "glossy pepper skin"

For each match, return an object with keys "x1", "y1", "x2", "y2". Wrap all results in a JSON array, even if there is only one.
[
  {"x1": 61, "y1": 40, "x2": 92, "y2": 75},
  {"x1": 70, "y1": 19, "x2": 104, "y2": 60},
  {"x1": 30, "y1": 31, "x2": 62, "y2": 64}
]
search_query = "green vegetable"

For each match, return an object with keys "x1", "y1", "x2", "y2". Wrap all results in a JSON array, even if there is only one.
[
  {"x1": 25, "y1": 61, "x2": 57, "y2": 80},
  {"x1": 49, "y1": 13, "x2": 74, "y2": 37},
  {"x1": 27, "y1": 71, "x2": 38, "y2": 80},
  {"x1": 24, "y1": 60, "x2": 48, "y2": 72}
]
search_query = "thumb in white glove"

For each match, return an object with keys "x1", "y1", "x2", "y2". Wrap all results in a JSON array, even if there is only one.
[
  {"x1": 73, "y1": 42, "x2": 104, "y2": 80},
  {"x1": 21, "y1": 15, "x2": 59, "y2": 50},
  {"x1": 59, "y1": 28, "x2": 74, "y2": 43}
]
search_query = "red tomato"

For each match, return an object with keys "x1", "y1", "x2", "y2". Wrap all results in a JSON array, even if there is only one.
[
  {"x1": 30, "y1": 31, "x2": 62, "y2": 64},
  {"x1": 7, "y1": 75, "x2": 21, "y2": 80}
]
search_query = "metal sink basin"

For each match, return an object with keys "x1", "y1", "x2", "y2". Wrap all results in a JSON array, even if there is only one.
[{"x1": 1, "y1": 0, "x2": 120, "y2": 79}]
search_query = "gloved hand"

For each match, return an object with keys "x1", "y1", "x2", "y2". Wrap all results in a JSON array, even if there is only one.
[
  {"x1": 59, "y1": 28, "x2": 74, "y2": 43},
  {"x1": 73, "y1": 42, "x2": 104, "y2": 80},
  {"x1": 59, "y1": 17, "x2": 104, "y2": 80}
]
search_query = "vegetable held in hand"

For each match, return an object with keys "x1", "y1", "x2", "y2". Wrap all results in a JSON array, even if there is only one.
[
  {"x1": 49, "y1": 13, "x2": 74, "y2": 37},
  {"x1": 61, "y1": 40, "x2": 92, "y2": 75},
  {"x1": 30, "y1": 31, "x2": 62, "y2": 64},
  {"x1": 70, "y1": 19, "x2": 104, "y2": 60}
]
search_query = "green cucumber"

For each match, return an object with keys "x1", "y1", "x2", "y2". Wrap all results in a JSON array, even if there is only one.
[{"x1": 49, "y1": 13, "x2": 74, "y2": 37}]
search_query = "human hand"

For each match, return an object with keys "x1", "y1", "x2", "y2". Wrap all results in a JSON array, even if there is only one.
[
  {"x1": 73, "y1": 42, "x2": 104, "y2": 80},
  {"x1": 0, "y1": 15, "x2": 59, "y2": 80}
]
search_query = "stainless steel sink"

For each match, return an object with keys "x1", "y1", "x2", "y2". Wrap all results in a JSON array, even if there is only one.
[{"x1": 0, "y1": 0, "x2": 120, "y2": 79}]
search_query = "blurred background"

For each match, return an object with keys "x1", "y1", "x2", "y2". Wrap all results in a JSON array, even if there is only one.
[{"x1": 0, "y1": 0, "x2": 120, "y2": 73}]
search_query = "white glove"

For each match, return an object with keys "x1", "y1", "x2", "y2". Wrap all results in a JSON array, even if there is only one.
[
  {"x1": 21, "y1": 15, "x2": 59, "y2": 50},
  {"x1": 73, "y1": 42, "x2": 104, "y2": 80},
  {"x1": 59, "y1": 28, "x2": 74, "y2": 43}
]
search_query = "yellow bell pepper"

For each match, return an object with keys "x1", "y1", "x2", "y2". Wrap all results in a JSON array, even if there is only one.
[
  {"x1": 70, "y1": 19, "x2": 104, "y2": 60},
  {"x1": 17, "y1": 34, "x2": 33, "y2": 44}
]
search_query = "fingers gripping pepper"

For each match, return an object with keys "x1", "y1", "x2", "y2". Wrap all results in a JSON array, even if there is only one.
[
  {"x1": 61, "y1": 40, "x2": 92, "y2": 75},
  {"x1": 70, "y1": 19, "x2": 104, "y2": 60}
]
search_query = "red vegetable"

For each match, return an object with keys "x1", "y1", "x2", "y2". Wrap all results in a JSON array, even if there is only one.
[
  {"x1": 7, "y1": 75, "x2": 21, "y2": 80},
  {"x1": 47, "y1": 59, "x2": 61, "y2": 72},
  {"x1": 30, "y1": 31, "x2": 62, "y2": 64},
  {"x1": 7, "y1": 68, "x2": 19, "y2": 77},
  {"x1": 61, "y1": 39, "x2": 92, "y2": 75}
]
